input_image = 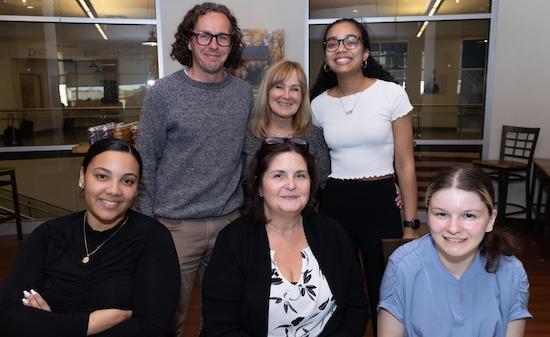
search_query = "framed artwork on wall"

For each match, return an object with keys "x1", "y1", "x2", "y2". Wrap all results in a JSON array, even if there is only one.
[{"x1": 235, "y1": 29, "x2": 284, "y2": 95}]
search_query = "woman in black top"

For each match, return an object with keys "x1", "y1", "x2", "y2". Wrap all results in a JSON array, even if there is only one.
[
  {"x1": 203, "y1": 138, "x2": 368, "y2": 337},
  {"x1": 0, "y1": 139, "x2": 180, "y2": 337}
]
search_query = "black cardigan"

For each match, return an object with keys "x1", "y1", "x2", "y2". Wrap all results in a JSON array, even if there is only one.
[
  {"x1": 202, "y1": 211, "x2": 369, "y2": 337},
  {"x1": 0, "y1": 209, "x2": 180, "y2": 337}
]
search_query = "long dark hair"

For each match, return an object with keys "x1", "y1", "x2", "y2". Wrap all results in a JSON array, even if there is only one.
[
  {"x1": 83, "y1": 139, "x2": 143, "y2": 178},
  {"x1": 310, "y1": 18, "x2": 394, "y2": 100},
  {"x1": 170, "y1": 2, "x2": 244, "y2": 69},
  {"x1": 425, "y1": 164, "x2": 519, "y2": 272},
  {"x1": 242, "y1": 141, "x2": 319, "y2": 225}
]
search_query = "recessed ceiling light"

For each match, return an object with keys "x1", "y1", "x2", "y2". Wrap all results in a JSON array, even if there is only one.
[
  {"x1": 352, "y1": 9, "x2": 359, "y2": 13},
  {"x1": 26, "y1": 5, "x2": 34, "y2": 9},
  {"x1": 22, "y1": 0, "x2": 27, "y2": 3}
]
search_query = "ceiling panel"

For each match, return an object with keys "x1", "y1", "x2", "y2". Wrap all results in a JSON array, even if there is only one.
[
  {"x1": 0, "y1": 0, "x2": 155, "y2": 18},
  {"x1": 309, "y1": 0, "x2": 490, "y2": 17}
]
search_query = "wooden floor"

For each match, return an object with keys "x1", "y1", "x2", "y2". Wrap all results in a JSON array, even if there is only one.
[{"x1": 0, "y1": 221, "x2": 549, "y2": 336}]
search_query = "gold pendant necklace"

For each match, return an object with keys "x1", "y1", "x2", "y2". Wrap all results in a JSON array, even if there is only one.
[{"x1": 82, "y1": 212, "x2": 129, "y2": 264}]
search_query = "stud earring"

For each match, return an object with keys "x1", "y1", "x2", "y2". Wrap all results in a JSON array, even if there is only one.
[{"x1": 79, "y1": 182, "x2": 83, "y2": 189}]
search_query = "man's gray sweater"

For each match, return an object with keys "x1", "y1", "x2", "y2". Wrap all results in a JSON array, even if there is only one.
[{"x1": 136, "y1": 70, "x2": 251, "y2": 219}]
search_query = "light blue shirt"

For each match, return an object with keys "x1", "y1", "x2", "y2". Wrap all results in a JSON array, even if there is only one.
[{"x1": 378, "y1": 235, "x2": 531, "y2": 337}]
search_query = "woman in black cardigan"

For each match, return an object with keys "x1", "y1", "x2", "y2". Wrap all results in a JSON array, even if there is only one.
[{"x1": 202, "y1": 137, "x2": 368, "y2": 337}]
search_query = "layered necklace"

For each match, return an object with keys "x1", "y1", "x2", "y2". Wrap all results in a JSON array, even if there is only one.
[{"x1": 81, "y1": 212, "x2": 129, "y2": 264}]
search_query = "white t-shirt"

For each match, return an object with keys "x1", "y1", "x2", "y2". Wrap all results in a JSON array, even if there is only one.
[{"x1": 311, "y1": 79, "x2": 413, "y2": 179}]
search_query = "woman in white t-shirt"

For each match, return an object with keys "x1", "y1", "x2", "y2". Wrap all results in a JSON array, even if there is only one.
[{"x1": 310, "y1": 18, "x2": 418, "y2": 335}]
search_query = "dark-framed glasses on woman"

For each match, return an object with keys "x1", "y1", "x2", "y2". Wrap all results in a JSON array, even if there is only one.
[
  {"x1": 191, "y1": 32, "x2": 232, "y2": 47},
  {"x1": 324, "y1": 35, "x2": 361, "y2": 52}
]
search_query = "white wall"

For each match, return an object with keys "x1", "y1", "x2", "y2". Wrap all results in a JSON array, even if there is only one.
[
  {"x1": 488, "y1": 0, "x2": 550, "y2": 159},
  {"x1": 0, "y1": 157, "x2": 84, "y2": 210},
  {"x1": 482, "y1": 0, "x2": 550, "y2": 216},
  {"x1": 157, "y1": 0, "x2": 307, "y2": 76}
]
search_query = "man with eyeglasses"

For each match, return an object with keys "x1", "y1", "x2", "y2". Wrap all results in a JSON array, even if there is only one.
[{"x1": 136, "y1": 3, "x2": 251, "y2": 336}]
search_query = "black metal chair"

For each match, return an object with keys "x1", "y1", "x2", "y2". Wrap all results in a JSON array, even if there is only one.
[
  {"x1": 0, "y1": 168, "x2": 23, "y2": 240},
  {"x1": 473, "y1": 125, "x2": 540, "y2": 221}
]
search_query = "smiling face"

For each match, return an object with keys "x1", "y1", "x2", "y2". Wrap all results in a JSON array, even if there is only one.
[
  {"x1": 188, "y1": 11, "x2": 232, "y2": 81},
  {"x1": 268, "y1": 70, "x2": 303, "y2": 121},
  {"x1": 428, "y1": 187, "x2": 496, "y2": 273},
  {"x1": 324, "y1": 21, "x2": 369, "y2": 76},
  {"x1": 260, "y1": 151, "x2": 311, "y2": 220},
  {"x1": 79, "y1": 150, "x2": 140, "y2": 229}
]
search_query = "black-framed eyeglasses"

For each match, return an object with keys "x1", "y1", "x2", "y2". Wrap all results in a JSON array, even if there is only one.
[
  {"x1": 191, "y1": 31, "x2": 232, "y2": 47},
  {"x1": 323, "y1": 35, "x2": 361, "y2": 52},
  {"x1": 263, "y1": 137, "x2": 309, "y2": 149}
]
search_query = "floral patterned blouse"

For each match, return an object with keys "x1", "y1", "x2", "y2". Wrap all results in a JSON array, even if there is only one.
[{"x1": 268, "y1": 247, "x2": 337, "y2": 337}]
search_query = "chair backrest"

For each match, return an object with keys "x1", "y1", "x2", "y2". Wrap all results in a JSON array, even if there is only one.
[
  {"x1": 382, "y1": 238, "x2": 413, "y2": 265},
  {"x1": 499, "y1": 125, "x2": 540, "y2": 165}
]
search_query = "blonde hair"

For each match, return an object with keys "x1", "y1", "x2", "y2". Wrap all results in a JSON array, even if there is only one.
[{"x1": 250, "y1": 60, "x2": 312, "y2": 137}]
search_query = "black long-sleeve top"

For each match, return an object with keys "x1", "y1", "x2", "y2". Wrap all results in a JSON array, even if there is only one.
[
  {"x1": 0, "y1": 209, "x2": 180, "y2": 337},
  {"x1": 202, "y1": 211, "x2": 369, "y2": 337}
]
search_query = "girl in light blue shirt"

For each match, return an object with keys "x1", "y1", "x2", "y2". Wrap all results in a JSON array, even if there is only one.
[{"x1": 378, "y1": 165, "x2": 531, "y2": 337}]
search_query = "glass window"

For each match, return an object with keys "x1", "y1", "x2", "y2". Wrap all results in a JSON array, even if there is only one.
[
  {"x1": 0, "y1": 0, "x2": 156, "y2": 19},
  {"x1": 309, "y1": 20, "x2": 490, "y2": 140},
  {"x1": 370, "y1": 42, "x2": 408, "y2": 86},
  {"x1": 309, "y1": 0, "x2": 490, "y2": 20},
  {"x1": 0, "y1": 21, "x2": 158, "y2": 147}
]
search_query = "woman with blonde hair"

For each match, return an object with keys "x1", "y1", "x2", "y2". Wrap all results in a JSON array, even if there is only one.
[{"x1": 243, "y1": 60, "x2": 330, "y2": 187}]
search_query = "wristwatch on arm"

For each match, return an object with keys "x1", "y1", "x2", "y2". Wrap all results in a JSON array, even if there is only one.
[{"x1": 403, "y1": 219, "x2": 420, "y2": 230}]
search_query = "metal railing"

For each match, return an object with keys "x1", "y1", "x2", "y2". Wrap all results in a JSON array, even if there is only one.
[
  {"x1": 411, "y1": 103, "x2": 484, "y2": 139},
  {"x1": 0, "y1": 187, "x2": 72, "y2": 221}
]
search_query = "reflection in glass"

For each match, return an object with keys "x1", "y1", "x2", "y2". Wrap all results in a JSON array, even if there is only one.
[
  {"x1": 309, "y1": 0, "x2": 490, "y2": 20},
  {"x1": 371, "y1": 42, "x2": 408, "y2": 86},
  {"x1": 0, "y1": 0, "x2": 156, "y2": 19},
  {"x1": 0, "y1": 22, "x2": 158, "y2": 146},
  {"x1": 309, "y1": 20, "x2": 489, "y2": 140}
]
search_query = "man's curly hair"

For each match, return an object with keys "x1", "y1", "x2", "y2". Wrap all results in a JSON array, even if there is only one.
[{"x1": 170, "y1": 2, "x2": 244, "y2": 69}]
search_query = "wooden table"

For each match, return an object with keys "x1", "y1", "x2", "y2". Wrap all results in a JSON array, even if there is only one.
[{"x1": 533, "y1": 158, "x2": 550, "y2": 258}]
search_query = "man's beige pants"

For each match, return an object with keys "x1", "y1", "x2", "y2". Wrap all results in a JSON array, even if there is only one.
[{"x1": 159, "y1": 211, "x2": 240, "y2": 337}]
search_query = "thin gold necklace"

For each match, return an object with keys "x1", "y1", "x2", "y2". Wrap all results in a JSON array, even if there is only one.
[
  {"x1": 335, "y1": 86, "x2": 364, "y2": 115},
  {"x1": 82, "y1": 212, "x2": 129, "y2": 264},
  {"x1": 335, "y1": 78, "x2": 371, "y2": 115}
]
